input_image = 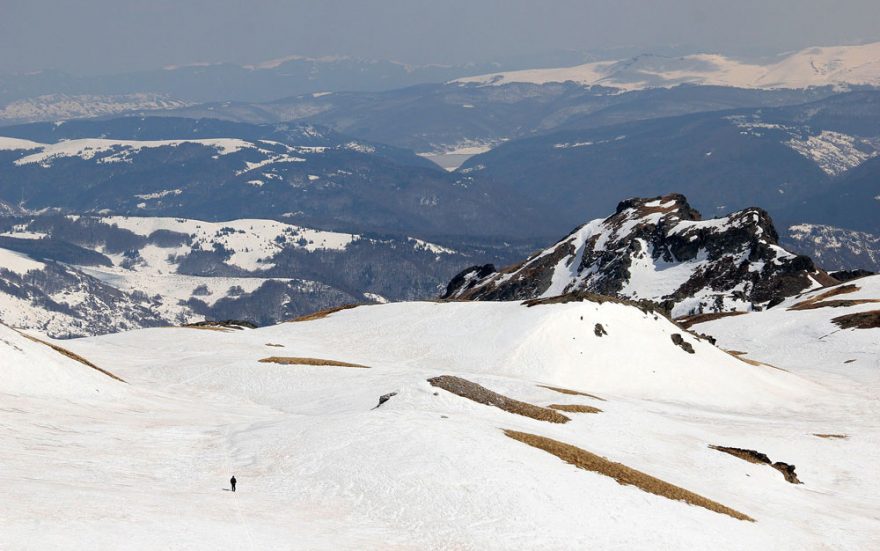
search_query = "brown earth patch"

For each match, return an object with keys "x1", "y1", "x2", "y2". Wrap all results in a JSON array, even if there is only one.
[
  {"x1": 17, "y1": 332, "x2": 126, "y2": 383},
  {"x1": 522, "y1": 291, "x2": 663, "y2": 316},
  {"x1": 506, "y1": 430, "x2": 753, "y2": 521},
  {"x1": 289, "y1": 303, "x2": 361, "y2": 322},
  {"x1": 183, "y1": 320, "x2": 256, "y2": 330},
  {"x1": 429, "y1": 376, "x2": 570, "y2": 424},
  {"x1": 813, "y1": 433, "x2": 848, "y2": 439},
  {"x1": 831, "y1": 310, "x2": 880, "y2": 329},
  {"x1": 788, "y1": 284, "x2": 862, "y2": 311},
  {"x1": 537, "y1": 384, "x2": 606, "y2": 401},
  {"x1": 258, "y1": 356, "x2": 369, "y2": 368},
  {"x1": 549, "y1": 404, "x2": 602, "y2": 414},
  {"x1": 676, "y1": 311, "x2": 746, "y2": 329},
  {"x1": 709, "y1": 445, "x2": 802, "y2": 484}
]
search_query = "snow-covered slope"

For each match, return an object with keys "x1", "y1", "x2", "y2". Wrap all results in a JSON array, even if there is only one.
[
  {"x1": 692, "y1": 274, "x2": 880, "y2": 389},
  {"x1": 2, "y1": 297, "x2": 875, "y2": 549},
  {"x1": 446, "y1": 194, "x2": 833, "y2": 317},
  {"x1": 455, "y1": 42, "x2": 880, "y2": 91},
  {"x1": 0, "y1": 322, "x2": 125, "y2": 398}
]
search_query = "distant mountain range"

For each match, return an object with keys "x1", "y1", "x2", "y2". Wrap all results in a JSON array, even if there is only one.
[
  {"x1": 0, "y1": 53, "x2": 605, "y2": 122},
  {"x1": 455, "y1": 42, "x2": 880, "y2": 91},
  {"x1": 0, "y1": 117, "x2": 540, "y2": 239},
  {"x1": 0, "y1": 213, "x2": 526, "y2": 337}
]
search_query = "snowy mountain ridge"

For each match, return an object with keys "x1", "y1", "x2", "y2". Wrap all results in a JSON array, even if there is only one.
[
  {"x1": 445, "y1": 194, "x2": 834, "y2": 316},
  {"x1": 455, "y1": 42, "x2": 880, "y2": 91},
  {"x1": 0, "y1": 213, "x2": 490, "y2": 337},
  {"x1": 0, "y1": 93, "x2": 191, "y2": 125}
]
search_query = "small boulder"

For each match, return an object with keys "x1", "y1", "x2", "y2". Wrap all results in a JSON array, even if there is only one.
[{"x1": 671, "y1": 333, "x2": 695, "y2": 354}]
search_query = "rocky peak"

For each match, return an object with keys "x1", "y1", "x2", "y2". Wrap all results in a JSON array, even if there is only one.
[{"x1": 445, "y1": 194, "x2": 835, "y2": 317}]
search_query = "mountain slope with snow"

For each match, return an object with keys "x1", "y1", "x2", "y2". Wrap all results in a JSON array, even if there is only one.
[
  {"x1": 2, "y1": 297, "x2": 876, "y2": 548},
  {"x1": 0, "y1": 213, "x2": 525, "y2": 337},
  {"x1": 445, "y1": 194, "x2": 833, "y2": 317},
  {"x1": 691, "y1": 274, "x2": 880, "y2": 388},
  {"x1": 455, "y1": 42, "x2": 880, "y2": 91}
]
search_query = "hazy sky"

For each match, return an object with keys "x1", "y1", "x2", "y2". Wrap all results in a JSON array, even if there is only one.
[{"x1": 2, "y1": 0, "x2": 879, "y2": 74}]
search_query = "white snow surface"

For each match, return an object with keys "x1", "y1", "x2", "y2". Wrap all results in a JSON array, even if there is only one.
[
  {"x1": 0, "y1": 323, "x2": 125, "y2": 398},
  {"x1": 0, "y1": 247, "x2": 46, "y2": 275},
  {"x1": 454, "y1": 42, "x2": 880, "y2": 91},
  {"x1": 2, "y1": 298, "x2": 877, "y2": 549}
]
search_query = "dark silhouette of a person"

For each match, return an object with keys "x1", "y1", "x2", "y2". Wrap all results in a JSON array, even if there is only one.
[{"x1": 230, "y1": 475, "x2": 237, "y2": 492}]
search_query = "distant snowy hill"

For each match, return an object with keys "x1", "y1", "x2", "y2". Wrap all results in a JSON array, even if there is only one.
[
  {"x1": 0, "y1": 213, "x2": 523, "y2": 337},
  {"x1": 445, "y1": 194, "x2": 834, "y2": 317},
  {"x1": 455, "y1": 42, "x2": 880, "y2": 91},
  {"x1": 0, "y1": 93, "x2": 190, "y2": 125}
]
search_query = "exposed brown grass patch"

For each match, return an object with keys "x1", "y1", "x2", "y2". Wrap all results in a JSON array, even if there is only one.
[
  {"x1": 676, "y1": 311, "x2": 746, "y2": 329},
  {"x1": 522, "y1": 291, "x2": 664, "y2": 316},
  {"x1": 429, "y1": 376, "x2": 570, "y2": 423},
  {"x1": 788, "y1": 284, "x2": 870, "y2": 311},
  {"x1": 537, "y1": 384, "x2": 605, "y2": 401},
  {"x1": 289, "y1": 304, "x2": 361, "y2": 322},
  {"x1": 831, "y1": 310, "x2": 880, "y2": 329},
  {"x1": 813, "y1": 433, "x2": 848, "y2": 439},
  {"x1": 506, "y1": 430, "x2": 753, "y2": 521},
  {"x1": 18, "y1": 332, "x2": 126, "y2": 383},
  {"x1": 709, "y1": 445, "x2": 802, "y2": 484},
  {"x1": 183, "y1": 320, "x2": 256, "y2": 330},
  {"x1": 258, "y1": 356, "x2": 369, "y2": 368},
  {"x1": 549, "y1": 404, "x2": 602, "y2": 414}
]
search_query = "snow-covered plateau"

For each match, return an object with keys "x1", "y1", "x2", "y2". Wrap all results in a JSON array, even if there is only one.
[
  {"x1": 455, "y1": 42, "x2": 880, "y2": 91},
  {"x1": 2, "y1": 287, "x2": 878, "y2": 549}
]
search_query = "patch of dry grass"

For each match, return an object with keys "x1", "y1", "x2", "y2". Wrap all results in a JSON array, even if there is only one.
[
  {"x1": 505, "y1": 430, "x2": 753, "y2": 521},
  {"x1": 289, "y1": 304, "x2": 361, "y2": 322},
  {"x1": 522, "y1": 291, "x2": 663, "y2": 316},
  {"x1": 831, "y1": 310, "x2": 880, "y2": 330},
  {"x1": 676, "y1": 311, "x2": 746, "y2": 329},
  {"x1": 813, "y1": 433, "x2": 848, "y2": 439},
  {"x1": 537, "y1": 384, "x2": 605, "y2": 401},
  {"x1": 429, "y1": 376, "x2": 570, "y2": 423},
  {"x1": 788, "y1": 284, "x2": 874, "y2": 311},
  {"x1": 258, "y1": 356, "x2": 369, "y2": 368},
  {"x1": 18, "y1": 332, "x2": 126, "y2": 383},
  {"x1": 548, "y1": 404, "x2": 602, "y2": 414}
]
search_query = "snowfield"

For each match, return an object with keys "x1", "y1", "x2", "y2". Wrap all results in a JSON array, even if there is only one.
[
  {"x1": 454, "y1": 41, "x2": 880, "y2": 91},
  {"x1": 2, "y1": 296, "x2": 878, "y2": 549}
]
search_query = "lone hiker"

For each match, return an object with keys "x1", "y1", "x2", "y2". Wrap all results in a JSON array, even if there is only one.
[{"x1": 230, "y1": 475, "x2": 237, "y2": 492}]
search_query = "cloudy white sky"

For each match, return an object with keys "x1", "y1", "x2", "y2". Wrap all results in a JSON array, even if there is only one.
[{"x1": 1, "y1": 0, "x2": 879, "y2": 74}]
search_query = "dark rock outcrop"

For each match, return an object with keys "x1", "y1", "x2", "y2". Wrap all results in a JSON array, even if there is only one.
[{"x1": 445, "y1": 194, "x2": 837, "y2": 317}]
